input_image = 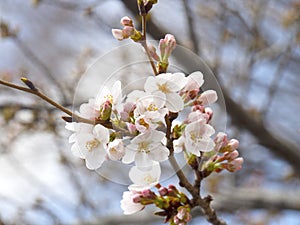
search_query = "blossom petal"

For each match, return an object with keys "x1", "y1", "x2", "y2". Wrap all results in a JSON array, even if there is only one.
[
  {"x1": 144, "y1": 76, "x2": 157, "y2": 93},
  {"x1": 135, "y1": 152, "x2": 153, "y2": 170},
  {"x1": 129, "y1": 162, "x2": 161, "y2": 189},
  {"x1": 148, "y1": 145, "x2": 169, "y2": 162},
  {"x1": 167, "y1": 72, "x2": 187, "y2": 91},
  {"x1": 122, "y1": 145, "x2": 137, "y2": 164},
  {"x1": 165, "y1": 93, "x2": 184, "y2": 112},
  {"x1": 85, "y1": 145, "x2": 107, "y2": 170},
  {"x1": 93, "y1": 124, "x2": 109, "y2": 143}
]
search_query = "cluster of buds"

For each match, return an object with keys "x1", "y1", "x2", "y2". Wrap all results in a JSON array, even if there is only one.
[
  {"x1": 147, "y1": 34, "x2": 177, "y2": 73},
  {"x1": 121, "y1": 184, "x2": 192, "y2": 225},
  {"x1": 202, "y1": 133, "x2": 243, "y2": 174},
  {"x1": 112, "y1": 16, "x2": 142, "y2": 42}
]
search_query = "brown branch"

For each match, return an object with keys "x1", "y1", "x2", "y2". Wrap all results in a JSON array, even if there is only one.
[{"x1": 0, "y1": 78, "x2": 113, "y2": 129}]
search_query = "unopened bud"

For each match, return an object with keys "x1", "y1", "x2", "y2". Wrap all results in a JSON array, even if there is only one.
[
  {"x1": 120, "y1": 16, "x2": 133, "y2": 27},
  {"x1": 225, "y1": 150, "x2": 239, "y2": 161},
  {"x1": 227, "y1": 139, "x2": 239, "y2": 151},
  {"x1": 122, "y1": 26, "x2": 135, "y2": 38},
  {"x1": 99, "y1": 100, "x2": 112, "y2": 121},
  {"x1": 158, "y1": 187, "x2": 168, "y2": 196},
  {"x1": 148, "y1": 44, "x2": 160, "y2": 61},
  {"x1": 21, "y1": 77, "x2": 37, "y2": 91}
]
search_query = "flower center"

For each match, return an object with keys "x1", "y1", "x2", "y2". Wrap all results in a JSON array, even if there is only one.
[
  {"x1": 157, "y1": 83, "x2": 170, "y2": 93},
  {"x1": 144, "y1": 174, "x2": 156, "y2": 184},
  {"x1": 85, "y1": 139, "x2": 100, "y2": 152},
  {"x1": 104, "y1": 94, "x2": 113, "y2": 103},
  {"x1": 138, "y1": 142, "x2": 150, "y2": 153},
  {"x1": 147, "y1": 103, "x2": 158, "y2": 111},
  {"x1": 190, "y1": 131, "x2": 202, "y2": 143}
]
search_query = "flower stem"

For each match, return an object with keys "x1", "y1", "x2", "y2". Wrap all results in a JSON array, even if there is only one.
[{"x1": 141, "y1": 14, "x2": 158, "y2": 76}]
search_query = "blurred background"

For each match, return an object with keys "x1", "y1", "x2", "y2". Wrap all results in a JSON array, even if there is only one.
[{"x1": 0, "y1": 0, "x2": 300, "y2": 224}]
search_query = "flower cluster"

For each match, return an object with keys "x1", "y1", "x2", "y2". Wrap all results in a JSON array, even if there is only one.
[
  {"x1": 121, "y1": 184, "x2": 191, "y2": 225},
  {"x1": 65, "y1": 70, "x2": 243, "y2": 221}
]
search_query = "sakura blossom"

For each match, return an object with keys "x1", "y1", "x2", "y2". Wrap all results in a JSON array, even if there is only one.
[
  {"x1": 76, "y1": 124, "x2": 109, "y2": 170},
  {"x1": 129, "y1": 162, "x2": 161, "y2": 191},
  {"x1": 120, "y1": 190, "x2": 145, "y2": 215},
  {"x1": 144, "y1": 72, "x2": 187, "y2": 112},
  {"x1": 122, "y1": 130, "x2": 169, "y2": 170}
]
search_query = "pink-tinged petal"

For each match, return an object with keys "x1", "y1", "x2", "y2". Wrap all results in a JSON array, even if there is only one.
[
  {"x1": 198, "y1": 90, "x2": 218, "y2": 105},
  {"x1": 122, "y1": 145, "x2": 137, "y2": 164},
  {"x1": 203, "y1": 124, "x2": 216, "y2": 137},
  {"x1": 183, "y1": 71, "x2": 204, "y2": 91},
  {"x1": 85, "y1": 145, "x2": 107, "y2": 170},
  {"x1": 148, "y1": 146, "x2": 169, "y2": 162},
  {"x1": 135, "y1": 152, "x2": 153, "y2": 170},
  {"x1": 165, "y1": 93, "x2": 184, "y2": 112},
  {"x1": 112, "y1": 29, "x2": 124, "y2": 40},
  {"x1": 93, "y1": 124, "x2": 109, "y2": 143}
]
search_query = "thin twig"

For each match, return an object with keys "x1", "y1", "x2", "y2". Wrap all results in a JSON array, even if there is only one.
[
  {"x1": 0, "y1": 79, "x2": 113, "y2": 128},
  {"x1": 141, "y1": 15, "x2": 158, "y2": 76}
]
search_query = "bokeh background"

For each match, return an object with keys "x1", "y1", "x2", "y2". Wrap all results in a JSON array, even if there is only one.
[{"x1": 0, "y1": 0, "x2": 300, "y2": 224}]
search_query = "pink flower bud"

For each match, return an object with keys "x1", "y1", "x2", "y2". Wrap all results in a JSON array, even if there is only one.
[
  {"x1": 204, "y1": 107, "x2": 213, "y2": 122},
  {"x1": 227, "y1": 157, "x2": 244, "y2": 172},
  {"x1": 158, "y1": 187, "x2": 168, "y2": 196},
  {"x1": 227, "y1": 139, "x2": 239, "y2": 151},
  {"x1": 226, "y1": 150, "x2": 239, "y2": 160},
  {"x1": 148, "y1": 44, "x2": 160, "y2": 61},
  {"x1": 159, "y1": 34, "x2": 176, "y2": 62},
  {"x1": 112, "y1": 29, "x2": 124, "y2": 41},
  {"x1": 126, "y1": 122, "x2": 137, "y2": 134},
  {"x1": 121, "y1": 16, "x2": 133, "y2": 27},
  {"x1": 122, "y1": 26, "x2": 135, "y2": 38}
]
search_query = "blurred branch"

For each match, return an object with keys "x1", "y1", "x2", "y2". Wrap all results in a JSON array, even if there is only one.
[
  {"x1": 214, "y1": 187, "x2": 300, "y2": 211},
  {"x1": 181, "y1": 0, "x2": 200, "y2": 53},
  {"x1": 12, "y1": 36, "x2": 68, "y2": 103},
  {"x1": 123, "y1": 0, "x2": 300, "y2": 177}
]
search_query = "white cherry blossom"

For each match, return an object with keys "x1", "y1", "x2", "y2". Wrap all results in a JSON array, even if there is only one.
[
  {"x1": 184, "y1": 120, "x2": 215, "y2": 156},
  {"x1": 95, "y1": 81, "x2": 123, "y2": 112},
  {"x1": 77, "y1": 124, "x2": 109, "y2": 170},
  {"x1": 120, "y1": 190, "x2": 145, "y2": 215},
  {"x1": 107, "y1": 139, "x2": 125, "y2": 161},
  {"x1": 122, "y1": 130, "x2": 169, "y2": 170},
  {"x1": 144, "y1": 72, "x2": 187, "y2": 112},
  {"x1": 129, "y1": 162, "x2": 161, "y2": 191}
]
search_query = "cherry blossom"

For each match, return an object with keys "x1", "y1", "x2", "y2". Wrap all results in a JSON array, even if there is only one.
[
  {"x1": 120, "y1": 190, "x2": 145, "y2": 215},
  {"x1": 77, "y1": 124, "x2": 109, "y2": 170},
  {"x1": 144, "y1": 72, "x2": 187, "y2": 112},
  {"x1": 129, "y1": 162, "x2": 161, "y2": 191},
  {"x1": 107, "y1": 139, "x2": 125, "y2": 161},
  {"x1": 122, "y1": 130, "x2": 169, "y2": 170}
]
